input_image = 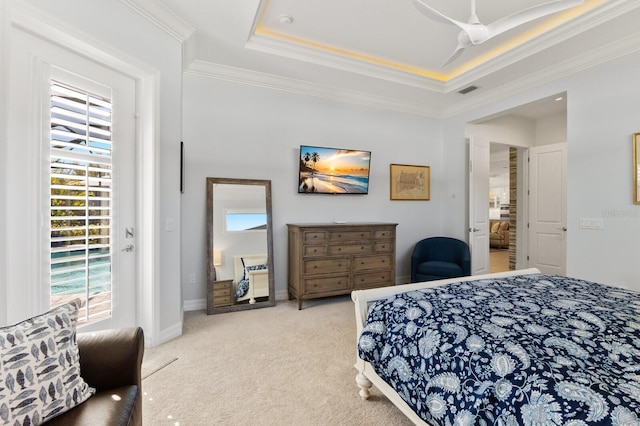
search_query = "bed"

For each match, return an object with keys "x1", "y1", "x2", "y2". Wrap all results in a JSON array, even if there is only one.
[
  {"x1": 353, "y1": 268, "x2": 640, "y2": 425},
  {"x1": 233, "y1": 254, "x2": 269, "y2": 304}
]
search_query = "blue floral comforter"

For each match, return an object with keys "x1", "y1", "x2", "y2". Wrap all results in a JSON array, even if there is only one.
[{"x1": 357, "y1": 274, "x2": 640, "y2": 425}]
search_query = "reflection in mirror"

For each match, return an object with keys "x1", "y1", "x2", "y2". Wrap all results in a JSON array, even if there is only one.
[
  {"x1": 634, "y1": 133, "x2": 640, "y2": 204},
  {"x1": 206, "y1": 178, "x2": 275, "y2": 314}
]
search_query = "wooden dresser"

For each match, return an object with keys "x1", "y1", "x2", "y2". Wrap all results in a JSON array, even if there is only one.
[
  {"x1": 287, "y1": 223, "x2": 397, "y2": 309},
  {"x1": 207, "y1": 279, "x2": 234, "y2": 314}
]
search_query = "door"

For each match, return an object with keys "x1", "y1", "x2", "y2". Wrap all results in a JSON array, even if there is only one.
[
  {"x1": 528, "y1": 143, "x2": 567, "y2": 275},
  {"x1": 7, "y1": 28, "x2": 137, "y2": 329},
  {"x1": 468, "y1": 137, "x2": 490, "y2": 275}
]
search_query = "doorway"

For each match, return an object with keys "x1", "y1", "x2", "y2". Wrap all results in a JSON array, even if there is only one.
[
  {"x1": 468, "y1": 93, "x2": 568, "y2": 276},
  {"x1": 489, "y1": 143, "x2": 513, "y2": 273}
]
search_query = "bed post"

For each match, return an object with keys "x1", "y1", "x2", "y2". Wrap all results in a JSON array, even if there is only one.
[{"x1": 356, "y1": 372, "x2": 372, "y2": 400}]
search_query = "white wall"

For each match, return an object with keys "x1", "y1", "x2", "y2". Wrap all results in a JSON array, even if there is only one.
[
  {"x1": 535, "y1": 112, "x2": 567, "y2": 145},
  {"x1": 444, "y1": 50, "x2": 640, "y2": 291},
  {"x1": 564, "y1": 52, "x2": 640, "y2": 289},
  {"x1": 180, "y1": 73, "x2": 444, "y2": 306},
  {"x1": 0, "y1": 0, "x2": 183, "y2": 343}
]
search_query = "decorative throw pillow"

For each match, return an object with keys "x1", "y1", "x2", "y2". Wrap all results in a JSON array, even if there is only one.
[
  {"x1": 241, "y1": 256, "x2": 267, "y2": 281},
  {"x1": 0, "y1": 299, "x2": 95, "y2": 425},
  {"x1": 491, "y1": 222, "x2": 501, "y2": 233},
  {"x1": 499, "y1": 221, "x2": 509, "y2": 231}
]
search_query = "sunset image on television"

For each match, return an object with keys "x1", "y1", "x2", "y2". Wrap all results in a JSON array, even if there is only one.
[{"x1": 298, "y1": 145, "x2": 371, "y2": 194}]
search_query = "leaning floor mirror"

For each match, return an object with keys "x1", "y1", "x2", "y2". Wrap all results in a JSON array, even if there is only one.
[{"x1": 206, "y1": 177, "x2": 275, "y2": 314}]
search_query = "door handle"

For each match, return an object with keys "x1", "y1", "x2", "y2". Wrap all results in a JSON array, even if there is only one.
[
  {"x1": 468, "y1": 228, "x2": 480, "y2": 232},
  {"x1": 122, "y1": 244, "x2": 134, "y2": 252},
  {"x1": 556, "y1": 227, "x2": 567, "y2": 231}
]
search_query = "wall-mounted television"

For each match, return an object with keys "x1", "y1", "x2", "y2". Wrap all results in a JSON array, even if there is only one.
[{"x1": 298, "y1": 145, "x2": 371, "y2": 194}]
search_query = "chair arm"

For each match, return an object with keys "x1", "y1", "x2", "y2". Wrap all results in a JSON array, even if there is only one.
[{"x1": 77, "y1": 327, "x2": 144, "y2": 392}]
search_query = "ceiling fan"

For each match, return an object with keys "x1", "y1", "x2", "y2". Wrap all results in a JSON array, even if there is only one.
[{"x1": 412, "y1": 0, "x2": 584, "y2": 66}]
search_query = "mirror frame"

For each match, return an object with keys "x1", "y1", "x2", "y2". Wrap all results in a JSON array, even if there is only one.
[
  {"x1": 634, "y1": 133, "x2": 640, "y2": 205},
  {"x1": 206, "y1": 177, "x2": 275, "y2": 313}
]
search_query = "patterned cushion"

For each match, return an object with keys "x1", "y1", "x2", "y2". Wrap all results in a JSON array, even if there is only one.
[{"x1": 0, "y1": 300, "x2": 95, "y2": 425}]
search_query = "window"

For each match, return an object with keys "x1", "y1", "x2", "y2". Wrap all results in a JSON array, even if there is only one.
[
  {"x1": 49, "y1": 81, "x2": 113, "y2": 324},
  {"x1": 225, "y1": 212, "x2": 267, "y2": 232}
]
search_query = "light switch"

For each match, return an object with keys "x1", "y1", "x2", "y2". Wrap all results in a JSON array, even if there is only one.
[
  {"x1": 166, "y1": 218, "x2": 174, "y2": 231},
  {"x1": 579, "y1": 218, "x2": 603, "y2": 230}
]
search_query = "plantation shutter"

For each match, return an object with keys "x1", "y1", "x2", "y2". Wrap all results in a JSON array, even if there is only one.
[{"x1": 49, "y1": 81, "x2": 113, "y2": 324}]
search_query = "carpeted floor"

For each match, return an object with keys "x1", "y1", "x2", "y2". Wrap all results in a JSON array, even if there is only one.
[{"x1": 141, "y1": 296, "x2": 414, "y2": 425}]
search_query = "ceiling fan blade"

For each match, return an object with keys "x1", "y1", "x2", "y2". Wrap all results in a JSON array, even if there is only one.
[
  {"x1": 442, "y1": 45, "x2": 466, "y2": 67},
  {"x1": 412, "y1": 0, "x2": 470, "y2": 31},
  {"x1": 486, "y1": 0, "x2": 584, "y2": 40}
]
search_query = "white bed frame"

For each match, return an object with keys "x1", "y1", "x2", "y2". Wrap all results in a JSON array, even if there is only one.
[
  {"x1": 233, "y1": 254, "x2": 270, "y2": 304},
  {"x1": 352, "y1": 268, "x2": 541, "y2": 425}
]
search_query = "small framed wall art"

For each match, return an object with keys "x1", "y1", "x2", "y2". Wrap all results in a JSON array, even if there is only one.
[
  {"x1": 390, "y1": 164, "x2": 430, "y2": 201},
  {"x1": 634, "y1": 133, "x2": 639, "y2": 204}
]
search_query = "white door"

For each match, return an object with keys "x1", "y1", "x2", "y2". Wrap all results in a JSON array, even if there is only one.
[
  {"x1": 469, "y1": 137, "x2": 490, "y2": 275},
  {"x1": 528, "y1": 143, "x2": 567, "y2": 275},
  {"x1": 7, "y1": 28, "x2": 137, "y2": 329}
]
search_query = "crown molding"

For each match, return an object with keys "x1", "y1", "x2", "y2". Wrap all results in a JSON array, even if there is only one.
[
  {"x1": 246, "y1": 0, "x2": 640, "y2": 95},
  {"x1": 245, "y1": 33, "x2": 447, "y2": 93},
  {"x1": 185, "y1": 60, "x2": 441, "y2": 118},
  {"x1": 446, "y1": 0, "x2": 640, "y2": 93},
  {"x1": 119, "y1": 0, "x2": 195, "y2": 42},
  {"x1": 442, "y1": 30, "x2": 640, "y2": 119}
]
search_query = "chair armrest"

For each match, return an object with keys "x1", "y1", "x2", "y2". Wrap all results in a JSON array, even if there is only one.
[{"x1": 77, "y1": 327, "x2": 144, "y2": 392}]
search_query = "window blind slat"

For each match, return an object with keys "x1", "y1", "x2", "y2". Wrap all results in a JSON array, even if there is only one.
[{"x1": 49, "y1": 80, "x2": 113, "y2": 325}]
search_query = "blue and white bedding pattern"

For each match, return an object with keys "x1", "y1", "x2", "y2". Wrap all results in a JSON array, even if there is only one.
[{"x1": 357, "y1": 274, "x2": 640, "y2": 425}]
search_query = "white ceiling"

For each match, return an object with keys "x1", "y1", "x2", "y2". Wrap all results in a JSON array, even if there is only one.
[{"x1": 125, "y1": 0, "x2": 640, "y2": 119}]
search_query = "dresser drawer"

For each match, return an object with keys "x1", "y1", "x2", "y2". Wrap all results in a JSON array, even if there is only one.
[
  {"x1": 214, "y1": 286, "x2": 232, "y2": 297},
  {"x1": 353, "y1": 271, "x2": 392, "y2": 289},
  {"x1": 303, "y1": 245, "x2": 327, "y2": 257},
  {"x1": 373, "y1": 241, "x2": 392, "y2": 252},
  {"x1": 374, "y1": 229, "x2": 394, "y2": 240},
  {"x1": 329, "y1": 243, "x2": 372, "y2": 256},
  {"x1": 352, "y1": 254, "x2": 392, "y2": 271},
  {"x1": 304, "y1": 258, "x2": 350, "y2": 275},
  {"x1": 330, "y1": 230, "x2": 371, "y2": 242},
  {"x1": 303, "y1": 231, "x2": 328, "y2": 243},
  {"x1": 303, "y1": 276, "x2": 350, "y2": 294},
  {"x1": 213, "y1": 294, "x2": 233, "y2": 305}
]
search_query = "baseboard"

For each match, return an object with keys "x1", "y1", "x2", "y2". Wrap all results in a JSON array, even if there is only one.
[
  {"x1": 397, "y1": 275, "x2": 411, "y2": 285},
  {"x1": 184, "y1": 285, "x2": 407, "y2": 309},
  {"x1": 154, "y1": 321, "x2": 183, "y2": 346},
  {"x1": 184, "y1": 298, "x2": 206, "y2": 312}
]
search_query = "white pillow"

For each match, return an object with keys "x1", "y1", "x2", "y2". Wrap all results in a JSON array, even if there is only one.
[
  {"x1": 241, "y1": 256, "x2": 267, "y2": 280},
  {"x1": 0, "y1": 299, "x2": 95, "y2": 424}
]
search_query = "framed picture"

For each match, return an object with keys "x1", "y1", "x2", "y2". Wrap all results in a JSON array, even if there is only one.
[
  {"x1": 634, "y1": 133, "x2": 639, "y2": 204},
  {"x1": 390, "y1": 164, "x2": 430, "y2": 200}
]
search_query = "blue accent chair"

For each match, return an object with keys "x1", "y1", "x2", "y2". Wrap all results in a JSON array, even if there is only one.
[{"x1": 411, "y1": 237, "x2": 471, "y2": 282}]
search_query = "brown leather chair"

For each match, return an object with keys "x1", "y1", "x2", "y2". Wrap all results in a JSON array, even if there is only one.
[{"x1": 46, "y1": 327, "x2": 144, "y2": 426}]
